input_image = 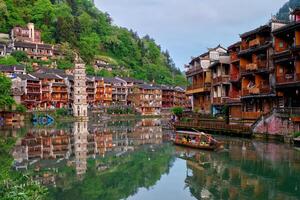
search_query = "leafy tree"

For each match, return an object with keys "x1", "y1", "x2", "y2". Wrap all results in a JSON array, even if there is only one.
[
  {"x1": 0, "y1": 56, "x2": 18, "y2": 65},
  {"x1": 0, "y1": 73, "x2": 15, "y2": 109},
  {"x1": 79, "y1": 33, "x2": 100, "y2": 63},
  {"x1": 172, "y1": 107, "x2": 184, "y2": 118},
  {"x1": 85, "y1": 65, "x2": 95, "y2": 75},
  {"x1": 11, "y1": 51, "x2": 28, "y2": 62}
]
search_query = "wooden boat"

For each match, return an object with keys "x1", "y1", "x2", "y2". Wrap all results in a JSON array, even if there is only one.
[{"x1": 173, "y1": 130, "x2": 223, "y2": 151}]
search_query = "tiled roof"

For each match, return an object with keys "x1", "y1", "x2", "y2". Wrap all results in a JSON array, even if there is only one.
[
  {"x1": 36, "y1": 68, "x2": 65, "y2": 75},
  {"x1": 240, "y1": 24, "x2": 270, "y2": 39},
  {"x1": 138, "y1": 84, "x2": 161, "y2": 90},
  {"x1": 117, "y1": 77, "x2": 144, "y2": 84},
  {"x1": 104, "y1": 77, "x2": 124, "y2": 84},
  {"x1": 0, "y1": 64, "x2": 25, "y2": 72},
  {"x1": 30, "y1": 73, "x2": 62, "y2": 80},
  {"x1": 16, "y1": 74, "x2": 39, "y2": 81}
]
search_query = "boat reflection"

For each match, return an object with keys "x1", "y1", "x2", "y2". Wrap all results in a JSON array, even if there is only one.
[{"x1": 178, "y1": 138, "x2": 300, "y2": 200}]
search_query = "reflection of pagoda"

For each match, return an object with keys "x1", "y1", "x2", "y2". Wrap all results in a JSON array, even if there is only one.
[{"x1": 73, "y1": 121, "x2": 88, "y2": 176}]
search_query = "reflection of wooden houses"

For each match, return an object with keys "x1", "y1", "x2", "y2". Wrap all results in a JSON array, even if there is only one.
[
  {"x1": 0, "y1": 105, "x2": 24, "y2": 126},
  {"x1": 94, "y1": 131, "x2": 113, "y2": 155},
  {"x1": 20, "y1": 130, "x2": 71, "y2": 159},
  {"x1": 131, "y1": 119, "x2": 162, "y2": 145}
]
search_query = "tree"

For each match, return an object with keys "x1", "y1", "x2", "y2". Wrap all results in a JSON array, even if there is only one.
[
  {"x1": 171, "y1": 107, "x2": 184, "y2": 119},
  {"x1": 0, "y1": 56, "x2": 18, "y2": 65},
  {"x1": 0, "y1": 73, "x2": 15, "y2": 109},
  {"x1": 11, "y1": 51, "x2": 28, "y2": 62},
  {"x1": 79, "y1": 33, "x2": 100, "y2": 63}
]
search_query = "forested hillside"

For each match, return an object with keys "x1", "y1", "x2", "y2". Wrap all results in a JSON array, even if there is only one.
[
  {"x1": 277, "y1": 0, "x2": 300, "y2": 21},
  {"x1": 0, "y1": 0, "x2": 186, "y2": 86}
]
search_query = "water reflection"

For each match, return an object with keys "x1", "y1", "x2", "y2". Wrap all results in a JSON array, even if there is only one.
[
  {"x1": 179, "y1": 138, "x2": 300, "y2": 200},
  {"x1": 12, "y1": 119, "x2": 165, "y2": 184},
  {"x1": 9, "y1": 120, "x2": 300, "y2": 200}
]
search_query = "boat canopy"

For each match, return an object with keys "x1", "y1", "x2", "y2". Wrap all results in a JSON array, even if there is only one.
[{"x1": 176, "y1": 131, "x2": 208, "y2": 136}]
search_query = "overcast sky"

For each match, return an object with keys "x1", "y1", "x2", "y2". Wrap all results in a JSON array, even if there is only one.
[{"x1": 95, "y1": 0, "x2": 287, "y2": 70}]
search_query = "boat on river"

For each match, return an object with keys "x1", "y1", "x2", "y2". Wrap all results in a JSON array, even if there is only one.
[{"x1": 173, "y1": 131, "x2": 223, "y2": 151}]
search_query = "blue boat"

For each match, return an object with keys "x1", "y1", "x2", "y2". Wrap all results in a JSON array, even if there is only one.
[{"x1": 32, "y1": 114, "x2": 54, "y2": 126}]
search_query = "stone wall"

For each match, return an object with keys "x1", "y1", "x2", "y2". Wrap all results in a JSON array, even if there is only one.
[{"x1": 252, "y1": 113, "x2": 300, "y2": 136}]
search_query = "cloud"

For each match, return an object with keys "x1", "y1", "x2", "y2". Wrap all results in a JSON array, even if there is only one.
[{"x1": 95, "y1": 0, "x2": 287, "y2": 70}]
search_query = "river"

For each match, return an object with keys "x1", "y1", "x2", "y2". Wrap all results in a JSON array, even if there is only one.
[{"x1": 6, "y1": 118, "x2": 300, "y2": 200}]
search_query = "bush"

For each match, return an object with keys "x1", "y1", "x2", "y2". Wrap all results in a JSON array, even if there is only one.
[
  {"x1": 16, "y1": 104, "x2": 27, "y2": 113},
  {"x1": 11, "y1": 51, "x2": 28, "y2": 62},
  {"x1": 293, "y1": 132, "x2": 300, "y2": 138},
  {"x1": 171, "y1": 107, "x2": 184, "y2": 117},
  {"x1": 55, "y1": 108, "x2": 68, "y2": 117}
]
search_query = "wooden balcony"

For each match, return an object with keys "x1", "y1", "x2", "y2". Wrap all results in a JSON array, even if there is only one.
[
  {"x1": 242, "y1": 86, "x2": 270, "y2": 96},
  {"x1": 27, "y1": 82, "x2": 40, "y2": 87},
  {"x1": 27, "y1": 89, "x2": 40, "y2": 94},
  {"x1": 186, "y1": 83, "x2": 211, "y2": 95},
  {"x1": 52, "y1": 88, "x2": 67, "y2": 93},
  {"x1": 241, "y1": 60, "x2": 268, "y2": 73},
  {"x1": 213, "y1": 97, "x2": 230, "y2": 105},
  {"x1": 249, "y1": 38, "x2": 261, "y2": 47},
  {"x1": 242, "y1": 111, "x2": 262, "y2": 120},
  {"x1": 277, "y1": 73, "x2": 300, "y2": 84},
  {"x1": 212, "y1": 76, "x2": 230, "y2": 85},
  {"x1": 186, "y1": 67, "x2": 203, "y2": 77},
  {"x1": 246, "y1": 63, "x2": 258, "y2": 71}
]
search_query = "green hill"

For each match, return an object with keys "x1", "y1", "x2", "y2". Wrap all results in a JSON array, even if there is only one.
[
  {"x1": 276, "y1": 0, "x2": 300, "y2": 21},
  {"x1": 0, "y1": 0, "x2": 186, "y2": 86}
]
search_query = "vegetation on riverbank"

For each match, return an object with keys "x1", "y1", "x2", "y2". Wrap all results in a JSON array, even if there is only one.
[{"x1": 0, "y1": 73, "x2": 27, "y2": 113}]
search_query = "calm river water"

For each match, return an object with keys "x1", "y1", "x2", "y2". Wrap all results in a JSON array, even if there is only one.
[{"x1": 7, "y1": 118, "x2": 300, "y2": 200}]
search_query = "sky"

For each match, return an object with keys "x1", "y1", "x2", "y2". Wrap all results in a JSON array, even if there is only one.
[{"x1": 95, "y1": 0, "x2": 287, "y2": 70}]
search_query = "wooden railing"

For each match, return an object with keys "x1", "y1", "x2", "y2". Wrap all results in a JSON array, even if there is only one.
[
  {"x1": 174, "y1": 121, "x2": 251, "y2": 135},
  {"x1": 277, "y1": 73, "x2": 300, "y2": 84},
  {"x1": 212, "y1": 76, "x2": 230, "y2": 84},
  {"x1": 242, "y1": 86, "x2": 270, "y2": 96},
  {"x1": 52, "y1": 88, "x2": 67, "y2": 93},
  {"x1": 242, "y1": 111, "x2": 262, "y2": 120},
  {"x1": 187, "y1": 83, "x2": 211, "y2": 92},
  {"x1": 186, "y1": 67, "x2": 202, "y2": 76}
]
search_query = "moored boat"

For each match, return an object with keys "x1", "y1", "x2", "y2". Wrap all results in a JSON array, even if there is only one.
[{"x1": 173, "y1": 130, "x2": 223, "y2": 150}]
